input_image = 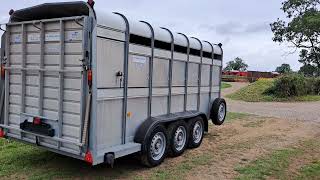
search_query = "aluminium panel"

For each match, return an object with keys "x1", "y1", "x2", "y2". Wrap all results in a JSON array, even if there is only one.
[{"x1": 96, "y1": 38, "x2": 124, "y2": 88}]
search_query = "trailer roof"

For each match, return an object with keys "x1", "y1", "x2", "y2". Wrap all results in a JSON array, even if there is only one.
[
  {"x1": 10, "y1": 1, "x2": 90, "y2": 22},
  {"x1": 9, "y1": 1, "x2": 223, "y2": 56},
  {"x1": 96, "y1": 10, "x2": 223, "y2": 55}
]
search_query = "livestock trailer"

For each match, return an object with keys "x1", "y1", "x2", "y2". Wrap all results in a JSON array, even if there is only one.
[{"x1": 0, "y1": 1, "x2": 226, "y2": 167}]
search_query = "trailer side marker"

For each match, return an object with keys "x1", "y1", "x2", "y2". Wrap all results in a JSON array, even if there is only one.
[{"x1": 84, "y1": 151, "x2": 93, "y2": 165}]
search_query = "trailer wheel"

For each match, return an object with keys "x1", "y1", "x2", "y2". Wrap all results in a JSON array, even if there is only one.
[
  {"x1": 141, "y1": 125, "x2": 168, "y2": 167},
  {"x1": 167, "y1": 121, "x2": 188, "y2": 157},
  {"x1": 211, "y1": 98, "x2": 227, "y2": 125},
  {"x1": 187, "y1": 116, "x2": 204, "y2": 148}
]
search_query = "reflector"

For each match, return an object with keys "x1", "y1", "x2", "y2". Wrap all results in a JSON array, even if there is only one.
[
  {"x1": 1, "y1": 65, "x2": 5, "y2": 78},
  {"x1": 0, "y1": 128, "x2": 5, "y2": 138},
  {"x1": 33, "y1": 117, "x2": 42, "y2": 125},
  {"x1": 88, "y1": 69, "x2": 92, "y2": 87},
  {"x1": 84, "y1": 151, "x2": 93, "y2": 165}
]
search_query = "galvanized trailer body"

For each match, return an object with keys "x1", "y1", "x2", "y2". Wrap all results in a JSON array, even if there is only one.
[{"x1": 0, "y1": 1, "x2": 224, "y2": 166}]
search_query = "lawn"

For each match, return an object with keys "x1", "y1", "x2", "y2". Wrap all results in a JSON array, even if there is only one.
[
  {"x1": 221, "y1": 82, "x2": 232, "y2": 89},
  {"x1": 227, "y1": 78, "x2": 320, "y2": 102}
]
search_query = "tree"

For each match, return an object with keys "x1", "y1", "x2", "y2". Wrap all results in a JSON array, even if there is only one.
[
  {"x1": 224, "y1": 57, "x2": 248, "y2": 71},
  {"x1": 275, "y1": 63, "x2": 292, "y2": 74},
  {"x1": 299, "y1": 64, "x2": 320, "y2": 77},
  {"x1": 270, "y1": 0, "x2": 320, "y2": 75}
]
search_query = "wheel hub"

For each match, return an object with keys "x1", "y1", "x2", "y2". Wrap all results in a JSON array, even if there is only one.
[
  {"x1": 193, "y1": 121, "x2": 203, "y2": 144},
  {"x1": 218, "y1": 103, "x2": 226, "y2": 122},
  {"x1": 174, "y1": 126, "x2": 187, "y2": 151},
  {"x1": 150, "y1": 132, "x2": 166, "y2": 161}
]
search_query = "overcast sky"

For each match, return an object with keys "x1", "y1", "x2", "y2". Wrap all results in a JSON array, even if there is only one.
[{"x1": 0, "y1": 0, "x2": 301, "y2": 71}]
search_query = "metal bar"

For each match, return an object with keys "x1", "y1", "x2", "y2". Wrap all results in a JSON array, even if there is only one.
[
  {"x1": 57, "y1": 20, "x2": 65, "y2": 149},
  {"x1": 21, "y1": 113, "x2": 57, "y2": 121},
  {"x1": 140, "y1": 21, "x2": 155, "y2": 118},
  {"x1": 38, "y1": 22, "x2": 44, "y2": 116},
  {"x1": 21, "y1": 24, "x2": 26, "y2": 115},
  {"x1": 215, "y1": 43, "x2": 224, "y2": 98},
  {"x1": 20, "y1": 24, "x2": 27, "y2": 139},
  {"x1": 177, "y1": 33, "x2": 190, "y2": 112},
  {"x1": 204, "y1": 41, "x2": 214, "y2": 117},
  {"x1": 0, "y1": 124, "x2": 83, "y2": 146},
  {"x1": 81, "y1": 90, "x2": 91, "y2": 146},
  {"x1": 3, "y1": 67, "x2": 82, "y2": 73},
  {"x1": 191, "y1": 37, "x2": 203, "y2": 111},
  {"x1": 80, "y1": 17, "x2": 91, "y2": 152},
  {"x1": 113, "y1": 12, "x2": 130, "y2": 144},
  {"x1": 7, "y1": 16, "x2": 85, "y2": 26},
  {"x1": 4, "y1": 25, "x2": 10, "y2": 128},
  {"x1": 160, "y1": 27, "x2": 174, "y2": 114},
  {"x1": 0, "y1": 33, "x2": 5, "y2": 122}
]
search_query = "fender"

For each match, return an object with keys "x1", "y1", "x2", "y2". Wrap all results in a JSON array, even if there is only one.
[{"x1": 134, "y1": 111, "x2": 208, "y2": 153}]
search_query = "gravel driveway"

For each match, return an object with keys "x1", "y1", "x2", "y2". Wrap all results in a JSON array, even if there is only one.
[{"x1": 223, "y1": 82, "x2": 320, "y2": 122}]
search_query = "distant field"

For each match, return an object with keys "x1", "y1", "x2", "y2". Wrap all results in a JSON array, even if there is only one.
[{"x1": 227, "y1": 79, "x2": 320, "y2": 102}]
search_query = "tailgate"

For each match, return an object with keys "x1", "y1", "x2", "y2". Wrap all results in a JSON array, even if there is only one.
[{"x1": 1, "y1": 17, "x2": 90, "y2": 155}]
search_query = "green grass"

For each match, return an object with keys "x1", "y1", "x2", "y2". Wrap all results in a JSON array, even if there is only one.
[
  {"x1": 147, "y1": 154, "x2": 212, "y2": 180},
  {"x1": 227, "y1": 79, "x2": 320, "y2": 102},
  {"x1": 235, "y1": 148, "x2": 302, "y2": 180},
  {"x1": 0, "y1": 139, "x2": 81, "y2": 179},
  {"x1": 225, "y1": 112, "x2": 252, "y2": 122},
  {"x1": 221, "y1": 82, "x2": 232, "y2": 89},
  {"x1": 235, "y1": 140, "x2": 320, "y2": 180},
  {"x1": 296, "y1": 161, "x2": 320, "y2": 180}
]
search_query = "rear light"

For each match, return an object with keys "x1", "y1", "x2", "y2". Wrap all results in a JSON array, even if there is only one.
[
  {"x1": 88, "y1": 69, "x2": 92, "y2": 87},
  {"x1": 0, "y1": 128, "x2": 5, "y2": 138},
  {"x1": 84, "y1": 151, "x2": 93, "y2": 165},
  {"x1": 33, "y1": 117, "x2": 42, "y2": 125},
  {"x1": 1, "y1": 64, "x2": 5, "y2": 78}
]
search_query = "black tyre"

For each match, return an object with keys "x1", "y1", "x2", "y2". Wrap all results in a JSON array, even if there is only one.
[
  {"x1": 187, "y1": 116, "x2": 204, "y2": 149},
  {"x1": 141, "y1": 125, "x2": 168, "y2": 167},
  {"x1": 211, "y1": 98, "x2": 227, "y2": 125},
  {"x1": 167, "y1": 120, "x2": 188, "y2": 157}
]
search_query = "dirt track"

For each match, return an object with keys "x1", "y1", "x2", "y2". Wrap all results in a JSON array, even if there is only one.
[{"x1": 223, "y1": 82, "x2": 320, "y2": 122}]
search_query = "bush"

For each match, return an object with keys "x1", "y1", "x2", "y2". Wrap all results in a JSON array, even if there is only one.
[{"x1": 266, "y1": 74, "x2": 320, "y2": 97}]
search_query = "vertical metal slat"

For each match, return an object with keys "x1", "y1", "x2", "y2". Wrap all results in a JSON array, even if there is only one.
[
  {"x1": 20, "y1": 24, "x2": 27, "y2": 139},
  {"x1": 217, "y1": 44, "x2": 224, "y2": 98},
  {"x1": 79, "y1": 17, "x2": 89, "y2": 149},
  {"x1": 191, "y1": 37, "x2": 203, "y2": 111},
  {"x1": 38, "y1": 22, "x2": 44, "y2": 115},
  {"x1": 160, "y1": 27, "x2": 174, "y2": 114},
  {"x1": 4, "y1": 25, "x2": 10, "y2": 129},
  {"x1": 57, "y1": 20, "x2": 65, "y2": 149},
  {"x1": 204, "y1": 41, "x2": 214, "y2": 117},
  {"x1": 140, "y1": 21, "x2": 154, "y2": 118},
  {"x1": 178, "y1": 33, "x2": 190, "y2": 112},
  {"x1": 113, "y1": 12, "x2": 130, "y2": 144}
]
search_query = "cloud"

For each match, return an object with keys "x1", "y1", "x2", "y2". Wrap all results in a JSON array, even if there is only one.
[{"x1": 213, "y1": 21, "x2": 270, "y2": 35}]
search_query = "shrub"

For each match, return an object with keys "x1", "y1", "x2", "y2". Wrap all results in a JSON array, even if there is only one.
[{"x1": 266, "y1": 74, "x2": 320, "y2": 97}]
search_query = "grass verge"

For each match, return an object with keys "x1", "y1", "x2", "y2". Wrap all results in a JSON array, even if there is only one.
[
  {"x1": 235, "y1": 148, "x2": 301, "y2": 180},
  {"x1": 227, "y1": 79, "x2": 320, "y2": 102},
  {"x1": 225, "y1": 112, "x2": 252, "y2": 123},
  {"x1": 221, "y1": 82, "x2": 232, "y2": 89},
  {"x1": 147, "y1": 154, "x2": 212, "y2": 180},
  {"x1": 235, "y1": 140, "x2": 320, "y2": 180},
  {"x1": 296, "y1": 161, "x2": 320, "y2": 180}
]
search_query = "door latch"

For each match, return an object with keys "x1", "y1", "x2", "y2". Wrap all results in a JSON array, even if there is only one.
[{"x1": 116, "y1": 71, "x2": 123, "y2": 88}]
